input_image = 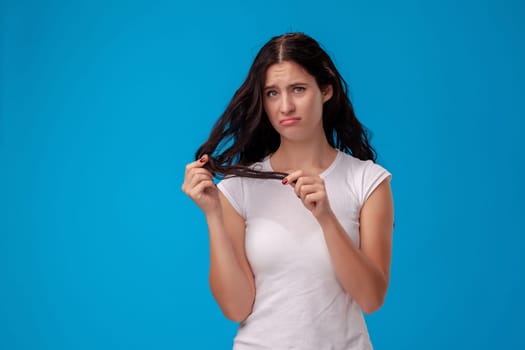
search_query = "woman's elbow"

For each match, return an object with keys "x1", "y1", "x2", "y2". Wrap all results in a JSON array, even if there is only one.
[
  {"x1": 359, "y1": 281, "x2": 388, "y2": 315},
  {"x1": 361, "y1": 298, "x2": 384, "y2": 314},
  {"x1": 222, "y1": 305, "x2": 252, "y2": 322},
  {"x1": 361, "y1": 288, "x2": 387, "y2": 314}
]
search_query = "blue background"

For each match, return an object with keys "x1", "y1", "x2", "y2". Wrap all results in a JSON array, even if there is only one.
[{"x1": 2, "y1": 0, "x2": 524, "y2": 349}]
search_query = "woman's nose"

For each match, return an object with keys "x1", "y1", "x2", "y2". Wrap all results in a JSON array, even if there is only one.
[{"x1": 280, "y1": 93, "x2": 295, "y2": 114}]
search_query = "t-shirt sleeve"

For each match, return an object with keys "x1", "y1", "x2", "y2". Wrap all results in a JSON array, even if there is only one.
[
  {"x1": 217, "y1": 176, "x2": 246, "y2": 218},
  {"x1": 358, "y1": 160, "x2": 392, "y2": 207}
]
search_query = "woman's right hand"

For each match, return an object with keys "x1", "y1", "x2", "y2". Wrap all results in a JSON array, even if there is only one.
[{"x1": 181, "y1": 154, "x2": 221, "y2": 214}]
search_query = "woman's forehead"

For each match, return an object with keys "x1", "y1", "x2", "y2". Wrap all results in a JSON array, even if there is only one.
[{"x1": 264, "y1": 61, "x2": 314, "y2": 86}]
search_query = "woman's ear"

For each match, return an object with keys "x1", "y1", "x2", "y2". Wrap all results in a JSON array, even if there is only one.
[{"x1": 322, "y1": 85, "x2": 333, "y2": 103}]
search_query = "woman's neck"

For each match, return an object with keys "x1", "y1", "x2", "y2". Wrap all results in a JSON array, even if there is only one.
[{"x1": 270, "y1": 137, "x2": 338, "y2": 174}]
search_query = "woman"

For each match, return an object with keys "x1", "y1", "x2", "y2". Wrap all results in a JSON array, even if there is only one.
[{"x1": 182, "y1": 32, "x2": 394, "y2": 349}]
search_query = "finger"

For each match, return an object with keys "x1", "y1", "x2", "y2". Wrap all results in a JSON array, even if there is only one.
[
  {"x1": 304, "y1": 191, "x2": 326, "y2": 206},
  {"x1": 188, "y1": 172, "x2": 213, "y2": 190},
  {"x1": 189, "y1": 167, "x2": 213, "y2": 176},
  {"x1": 186, "y1": 167, "x2": 213, "y2": 182},
  {"x1": 294, "y1": 176, "x2": 319, "y2": 190},
  {"x1": 184, "y1": 165, "x2": 213, "y2": 185},
  {"x1": 282, "y1": 170, "x2": 303, "y2": 186},
  {"x1": 294, "y1": 175, "x2": 323, "y2": 195},
  {"x1": 297, "y1": 184, "x2": 324, "y2": 199},
  {"x1": 185, "y1": 154, "x2": 209, "y2": 173},
  {"x1": 189, "y1": 179, "x2": 216, "y2": 199},
  {"x1": 182, "y1": 168, "x2": 212, "y2": 193}
]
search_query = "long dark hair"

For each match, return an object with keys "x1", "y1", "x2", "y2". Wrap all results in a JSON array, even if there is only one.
[{"x1": 195, "y1": 32, "x2": 377, "y2": 179}]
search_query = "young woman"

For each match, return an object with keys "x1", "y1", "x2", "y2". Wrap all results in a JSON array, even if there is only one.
[{"x1": 182, "y1": 32, "x2": 394, "y2": 349}]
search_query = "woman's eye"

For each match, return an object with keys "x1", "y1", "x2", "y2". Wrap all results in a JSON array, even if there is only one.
[
  {"x1": 266, "y1": 90, "x2": 278, "y2": 97},
  {"x1": 293, "y1": 86, "x2": 305, "y2": 93}
]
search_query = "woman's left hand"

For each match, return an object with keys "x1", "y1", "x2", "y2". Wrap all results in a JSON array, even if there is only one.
[{"x1": 283, "y1": 170, "x2": 333, "y2": 221}]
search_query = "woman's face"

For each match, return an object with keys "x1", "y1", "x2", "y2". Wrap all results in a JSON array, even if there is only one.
[{"x1": 263, "y1": 60, "x2": 332, "y2": 143}]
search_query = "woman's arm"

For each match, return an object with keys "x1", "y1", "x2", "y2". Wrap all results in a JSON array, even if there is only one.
[
  {"x1": 317, "y1": 179, "x2": 393, "y2": 314},
  {"x1": 285, "y1": 171, "x2": 393, "y2": 314},
  {"x1": 206, "y1": 192, "x2": 255, "y2": 322},
  {"x1": 182, "y1": 155, "x2": 255, "y2": 322}
]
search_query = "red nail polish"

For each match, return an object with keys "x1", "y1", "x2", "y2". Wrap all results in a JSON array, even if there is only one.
[
  {"x1": 282, "y1": 178, "x2": 288, "y2": 185},
  {"x1": 199, "y1": 156, "x2": 206, "y2": 163}
]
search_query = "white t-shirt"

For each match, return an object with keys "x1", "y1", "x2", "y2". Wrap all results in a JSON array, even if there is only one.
[{"x1": 217, "y1": 150, "x2": 391, "y2": 350}]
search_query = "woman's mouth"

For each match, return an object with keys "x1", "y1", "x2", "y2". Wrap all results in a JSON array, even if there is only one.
[{"x1": 279, "y1": 117, "x2": 301, "y2": 126}]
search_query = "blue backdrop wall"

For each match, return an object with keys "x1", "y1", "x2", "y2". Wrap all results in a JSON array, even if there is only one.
[{"x1": 2, "y1": 0, "x2": 524, "y2": 349}]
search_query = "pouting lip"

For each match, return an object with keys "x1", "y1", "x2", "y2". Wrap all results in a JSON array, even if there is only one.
[{"x1": 279, "y1": 117, "x2": 301, "y2": 125}]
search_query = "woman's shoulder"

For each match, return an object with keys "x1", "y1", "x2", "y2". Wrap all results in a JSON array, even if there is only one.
[
  {"x1": 337, "y1": 151, "x2": 380, "y2": 172},
  {"x1": 336, "y1": 151, "x2": 391, "y2": 186},
  {"x1": 336, "y1": 151, "x2": 391, "y2": 205}
]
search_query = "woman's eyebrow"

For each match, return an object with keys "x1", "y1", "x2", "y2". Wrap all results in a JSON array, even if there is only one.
[
  {"x1": 289, "y1": 82, "x2": 308, "y2": 87},
  {"x1": 264, "y1": 82, "x2": 309, "y2": 90}
]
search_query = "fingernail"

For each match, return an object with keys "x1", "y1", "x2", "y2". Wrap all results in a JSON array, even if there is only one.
[
  {"x1": 199, "y1": 156, "x2": 206, "y2": 163},
  {"x1": 282, "y1": 178, "x2": 288, "y2": 185}
]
